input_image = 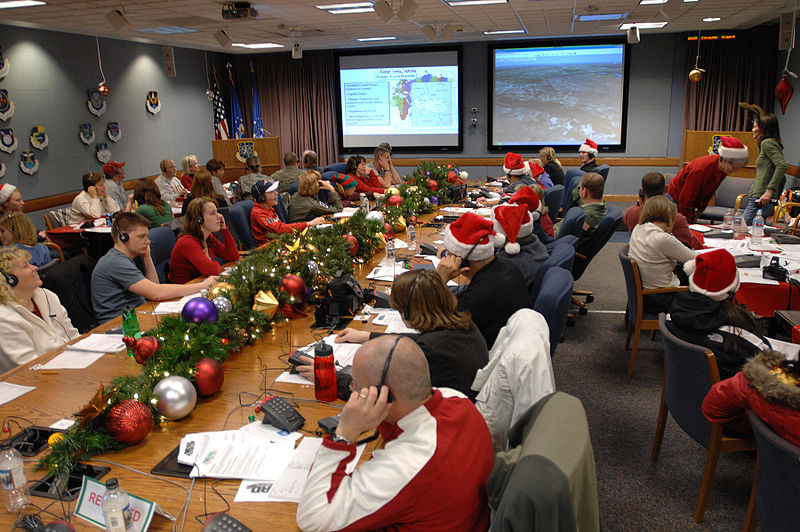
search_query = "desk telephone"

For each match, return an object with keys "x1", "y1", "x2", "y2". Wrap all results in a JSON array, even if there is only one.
[{"x1": 259, "y1": 395, "x2": 305, "y2": 432}]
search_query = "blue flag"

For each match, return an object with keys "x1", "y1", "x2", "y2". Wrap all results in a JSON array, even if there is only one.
[
  {"x1": 228, "y1": 64, "x2": 246, "y2": 139},
  {"x1": 251, "y1": 63, "x2": 265, "y2": 138}
]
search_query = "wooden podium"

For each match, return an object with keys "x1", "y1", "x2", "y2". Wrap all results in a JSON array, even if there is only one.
[
  {"x1": 681, "y1": 130, "x2": 757, "y2": 178},
  {"x1": 212, "y1": 137, "x2": 281, "y2": 181}
]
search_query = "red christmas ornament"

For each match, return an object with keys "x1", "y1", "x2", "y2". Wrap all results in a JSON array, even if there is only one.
[
  {"x1": 408, "y1": 215, "x2": 418, "y2": 225},
  {"x1": 123, "y1": 336, "x2": 160, "y2": 364},
  {"x1": 98, "y1": 83, "x2": 110, "y2": 96},
  {"x1": 384, "y1": 222, "x2": 395, "y2": 238},
  {"x1": 194, "y1": 358, "x2": 224, "y2": 396},
  {"x1": 281, "y1": 274, "x2": 307, "y2": 298},
  {"x1": 105, "y1": 400, "x2": 152, "y2": 445},
  {"x1": 343, "y1": 234, "x2": 359, "y2": 256},
  {"x1": 386, "y1": 195, "x2": 404, "y2": 207},
  {"x1": 447, "y1": 170, "x2": 458, "y2": 183},
  {"x1": 221, "y1": 338, "x2": 229, "y2": 345},
  {"x1": 427, "y1": 179, "x2": 439, "y2": 192},
  {"x1": 776, "y1": 74, "x2": 794, "y2": 115}
]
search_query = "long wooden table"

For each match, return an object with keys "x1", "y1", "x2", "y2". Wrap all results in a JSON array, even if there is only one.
[{"x1": 0, "y1": 210, "x2": 451, "y2": 530}]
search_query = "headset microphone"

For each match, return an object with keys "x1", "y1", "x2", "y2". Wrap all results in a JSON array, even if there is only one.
[
  {"x1": 1, "y1": 268, "x2": 18, "y2": 287},
  {"x1": 112, "y1": 218, "x2": 129, "y2": 243},
  {"x1": 403, "y1": 274, "x2": 422, "y2": 321}
]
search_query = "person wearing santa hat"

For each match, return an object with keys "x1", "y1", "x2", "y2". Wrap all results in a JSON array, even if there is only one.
[
  {"x1": 491, "y1": 202, "x2": 549, "y2": 300},
  {"x1": 501, "y1": 152, "x2": 535, "y2": 196},
  {"x1": 578, "y1": 138, "x2": 599, "y2": 173},
  {"x1": 0, "y1": 183, "x2": 23, "y2": 215},
  {"x1": 666, "y1": 248, "x2": 770, "y2": 381},
  {"x1": 437, "y1": 212, "x2": 529, "y2": 348},
  {"x1": 666, "y1": 136, "x2": 749, "y2": 222},
  {"x1": 103, "y1": 160, "x2": 134, "y2": 213}
]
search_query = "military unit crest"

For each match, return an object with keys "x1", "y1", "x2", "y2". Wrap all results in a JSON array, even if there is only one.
[
  {"x1": 236, "y1": 141, "x2": 257, "y2": 163},
  {"x1": 0, "y1": 89, "x2": 13, "y2": 121},
  {"x1": 19, "y1": 150, "x2": 38, "y2": 175},
  {"x1": 0, "y1": 47, "x2": 8, "y2": 80},
  {"x1": 0, "y1": 128, "x2": 16, "y2": 154},
  {"x1": 146, "y1": 90, "x2": 161, "y2": 115},
  {"x1": 30, "y1": 126, "x2": 48, "y2": 150},
  {"x1": 79, "y1": 123, "x2": 95, "y2": 145},
  {"x1": 107, "y1": 121, "x2": 121, "y2": 142},
  {"x1": 96, "y1": 142, "x2": 111, "y2": 163},
  {"x1": 87, "y1": 88, "x2": 106, "y2": 117},
  {"x1": 0, "y1": 155, "x2": 5, "y2": 178}
]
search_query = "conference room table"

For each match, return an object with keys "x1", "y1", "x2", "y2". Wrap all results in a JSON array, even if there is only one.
[{"x1": 0, "y1": 208, "x2": 454, "y2": 531}]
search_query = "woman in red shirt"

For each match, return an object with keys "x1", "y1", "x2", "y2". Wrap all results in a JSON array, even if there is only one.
[
  {"x1": 168, "y1": 198, "x2": 238, "y2": 284},
  {"x1": 346, "y1": 155, "x2": 384, "y2": 198}
]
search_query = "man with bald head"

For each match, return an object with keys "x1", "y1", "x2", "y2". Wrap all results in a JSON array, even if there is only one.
[
  {"x1": 296, "y1": 335, "x2": 494, "y2": 532},
  {"x1": 153, "y1": 159, "x2": 187, "y2": 203}
]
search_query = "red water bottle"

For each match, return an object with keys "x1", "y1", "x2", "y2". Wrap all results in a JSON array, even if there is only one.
[{"x1": 314, "y1": 341, "x2": 337, "y2": 402}]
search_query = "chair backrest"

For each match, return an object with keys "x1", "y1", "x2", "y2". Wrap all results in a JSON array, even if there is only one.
[
  {"x1": 323, "y1": 162, "x2": 347, "y2": 174},
  {"x1": 530, "y1": 240, "x2": 575, "y2": 298},
  {"x1": 658, "y1": 314, "x2": 719, "y2": 447},
  {"x1": 557, "y1": 206, "x2": 586, "y2": 240},
  {"x1": 573, "y1": 205, "x2": 623, "y2": 280},
  {"x1": 43, "y1": 207, "x2": 70, "y2": 230},
  {"x1": 593, "y1": 164, "x2": 610, "y2": 181},
  {"x1": 533, "y1": 267, "x2": 574, "y2": 357},
  {"x1": 543, "y1": 184, "x2": 564, "y2": 219},
  {"x1": 561, "y1": 171, "x2": 584, "y2": 212},
  {"x1": 228, "y1": 200, "x2": 257, "y2": 250},
  {"x1": 618, "y1": 244, "x2": 644, "y2": 323},
  {"x1": 148, "y1": 226, "x2": 176, "y2": 284},
  {"x1": 321, "y1": 170, "x2": 338, "y2": 182},
  {"x1": 748, "y1": 410, "x2": 800, "y2": 532},
  {"x1": 489, "y1": 392, "x2": 599, "y2": 532},
  {"x1": 42, "y1": 254, "x2": 97, "y2": 333},
  {"x1": 712, "y1": 176, "x2": 752, "y2": 208},
  {"x1": 276, "y1": 192, "x2": 290, "y2": 222}
]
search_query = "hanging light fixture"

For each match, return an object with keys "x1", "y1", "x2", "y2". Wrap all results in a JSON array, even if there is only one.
[
  {"x1": 204, "y1": 51, "x2": 214, "y2": 100},
  {"x1": 96, "y1": 36, "x2": 110, "y2": 95},
  {"x1": 688, "y1": 28, "x2": 705, "y2": 82}
]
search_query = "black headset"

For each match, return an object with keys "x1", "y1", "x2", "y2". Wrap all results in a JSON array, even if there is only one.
[
  {"x1": 460, "y1": 240, "x2": 481, "y2": 268},
  {"x1": 112, "y1": 218, "x2": 129, "y2": 243},
  {"x1": 379, "y1": 336, "x2": 401, "y2": 403},
  {"x1": 403, "y1": 273, "x2": 422, "y2": 321},
  {"x1": 1, "y1": 268, "x2": 17, "y2": 287}
]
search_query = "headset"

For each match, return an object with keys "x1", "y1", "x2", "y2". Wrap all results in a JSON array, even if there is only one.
[
  {"x1": 459, "y1": 240, "x2": 481, "y2": 269},
  {"x1": 1, "y1": 268, "x2": 17, "y2": 287},
  {"x1": 403, "y1": 273, "x2": 422, "y2": 321},
  {"x1": 112, "y1": 218, "x2": 129, "y2": 243},
  {"x1": 379, "y1": 336, "x2": 402, "y2": 403}
]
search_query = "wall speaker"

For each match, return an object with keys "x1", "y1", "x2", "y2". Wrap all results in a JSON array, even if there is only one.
[
  {"x1": 106, "y1": 9, "x2": 129, "y2": 32},
  {"x1": 292, "y1": 43, "x2": 302, "y2": 60},
  {"x1": 779, "y1": 12, "x2": 794, "y2": 51},
  {"x1": 627, "y1": 27, "x2": 640, "y2": 44},
  {"x1": 161, "y1": 47, "x2": 176, "y2": 77}
]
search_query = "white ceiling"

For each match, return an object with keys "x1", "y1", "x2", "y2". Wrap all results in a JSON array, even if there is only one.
[{"x1": 0, "y1": 0, "x2": 793, "y2": 54}]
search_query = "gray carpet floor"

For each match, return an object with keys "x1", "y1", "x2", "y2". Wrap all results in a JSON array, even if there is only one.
[{"x1": 551, "y1": 239, "x2": 756, "y2": 531}]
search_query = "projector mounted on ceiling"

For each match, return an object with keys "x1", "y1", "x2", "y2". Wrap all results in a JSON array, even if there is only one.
[{"x1": 222, "y1": 2, "x2": 259, "y2": 20}]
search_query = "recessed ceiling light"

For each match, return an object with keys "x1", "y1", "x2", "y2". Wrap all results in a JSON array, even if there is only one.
[
  {"x1": 703, "y1": 17, "x2": 721, "y2": 22},
  {"x1": 0, "y1": 1, "x2": 46, "y2": 9},
  {"x1": 638, "y1": 0, "x2": 667, "y2": 4},
  {"x1": 683, "y1": 0, "x2": 699, "y2": 2},
  {"x1": 138, "y1": 26, "x2": 197, "y2": 35},
  {"x1": 445, "y1": 0, "x2": 507, "y2": 6},
  {"x1": 575, "y1": 13, "x2": 627, "y2": 22},
  {"x1": 482, "y1": 29, "x2": 526, "y2": 35},
  {"x1": 619, "y1": 21, "x2": 668, "y2": 29},
  {"x1": 316, "y1": 2, "x2": 375, "y2": 14},
  {"x1": 232, "y1": 42, "x2": 284, "y2": 49},
  {"x1": 316, "y1": 2, "x2": 372, "y2": 7},
  {"x1": 356, "y1": 36, "x2": 397, "y2": 41}
]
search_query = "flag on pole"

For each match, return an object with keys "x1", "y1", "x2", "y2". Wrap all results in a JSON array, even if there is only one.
[
  {"x1": 251, "y1": 62, "x2": 265, "y2": 138},
  {"x1": 211, "y1": 69, "x2": 229, "y2": 140},
  {"x1": 227, "y1": 63, "x2": 246, "y2": 139}
]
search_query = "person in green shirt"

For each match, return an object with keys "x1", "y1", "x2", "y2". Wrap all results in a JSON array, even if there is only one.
[
  {"x1": 554, "y1": 172, "x2": 607, "y2": 247},
  {"x1": 134, "y1": 179, "x2": 173, "y2": 228},
  {"x1": 743, "y1": 113, "x2": 787, "y2": 225}
]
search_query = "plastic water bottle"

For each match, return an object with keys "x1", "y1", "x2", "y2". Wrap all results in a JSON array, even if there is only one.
[
  {"x1": 360, "y1": 193, "x2": 369, "y2": 214},
  {"x1": 407, "y1": 220, "x2": 417, "y2": 251},
  {"x1": 752, "y1": 209, "x2": 764, "y2": 245},
  {"x1": 102, "y1": 478, "x2": 133, "y2": 532},
  {"x1": 0, "y1": 441, "x2": 30, "y2": 512},
  {"x1": 121, "y1": 308, "x2": 141, "y2": 358},
  {"x1": 386, "y1": 238, "x2": 395, "y2": 261},
  {"x1": 313, "y1": 341, "x2": 337, "y2": 402},
  {"x1": 732, "y1": 209, "x2": 746, "y2": 239},
  {"x1": 723, "y1": 208, "x2": 734, "y2": 230}
]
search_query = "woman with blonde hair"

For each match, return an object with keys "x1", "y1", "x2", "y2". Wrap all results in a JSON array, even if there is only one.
[
  {"x1": 629, "y1": 195, "x2": 696, "y2": 313},
  {"x1": 287, "y1": 170, "x2": 343, "y2": 223},
  {"x1": 0, "y1": 212, "x2": 51, "y2": 266},
  {"x1": 180, "y1": 154, "x2": 199, "y2": 190},
  {"x1": 0, "y1": 247, "x2": 78, "y2": 372},
  {"x1": 539, "y1": 146, "x2": 565, "y2": 185},
  {"x1": 134, "y1": 179, "x2": 173, "y2": 228},
  {"x1": 181, "y1": 170, "x2": 228, "y2": 216}
]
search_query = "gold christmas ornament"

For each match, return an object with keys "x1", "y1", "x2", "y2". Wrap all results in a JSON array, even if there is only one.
[
  {"x1": 688, "y1": 68, "x2": 705, "y2": 82},
  {"x1": 252, "y1": 290, "x2": 279, "y2": 318},
  {"x1": 406, "y1": 186, "x2": 418, "y2": 193},
  {"x1": 393, "y1": 216, "x2": 407, "y2": 232},
  {"x1": 208, "y1": 281, "x2": 236, "y2": 304},
  {"x1": 75, "y1": 385, "x2": 114, "y2": 429},
  {"x1": 386, "y1": 187, "x2": 401, "y2": 196},
  {"x1": 48, "y1": 432, "x2": 65, "y2": 446},
  {"x1": 306, "y1": 243, "x2": 319, "y2": 253}
]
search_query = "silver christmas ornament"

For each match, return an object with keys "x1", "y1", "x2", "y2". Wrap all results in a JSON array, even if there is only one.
[
  {"x1": 212, "y1": 296, "x2": 232, "y2": 313},
  {"x1": 153, "y1": 376, "x2": 197, "y2": 420},
  {"x1": 365, "y1": 210, "x2": 385, "y2": 225}
]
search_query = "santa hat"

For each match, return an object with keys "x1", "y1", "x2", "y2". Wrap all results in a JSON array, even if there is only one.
[
  {"x1": 717, "y1": 136, "x2": 749, "y2": 161},
  {"x1": 491, "y1": 204, "x2": 527, "y2": 255},
  {"x1": 0, "y1": 184, "x2": 17, "y2": 204},
  {"x1": 509, "y1": 186, "x2": 541, "y2": 223},
  {"x1": 684, "y1": 249, "x2": 740, "y2": 302},
  {"x1": 443, "y1": 212, "x2": 496, "y2": 262},
  {"x1": 529, "y1": 162, "x2": 545, "y2": 177},
  {"x1": 579, "y1": 139, "x2": 598, "y2": 155},
  {"x1": 503, "y1": 152, "x2": 531, "y2": 176},
  {"x1": 102, "y1": 160, "x2": 125, "y2": 177}
]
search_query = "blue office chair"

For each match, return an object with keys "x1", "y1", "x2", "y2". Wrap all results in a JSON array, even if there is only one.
[
  {"x1": 533, "y1": 267, "x2": 574, "y2": 357},
  {"x1": 593, "y1": 164, "x2": 610, "y2": 181},
  {"x1": 148, "y1": 226, "x2": 176, "y2": 284},
  {"x1": 275, "y1": 192, "x2": 290, "y2": 222},
  {"x1": 228, "y1": 200, "x2": 257, "y2": 250},
  {"x1": 746, "y1": 411, "x2": 800, "y2": 532},
  {"x1": 652, "y1": 314, "x2": 756, "y2": 523},
  {"x1": 561, "y1": 170, "x2": 584, "y2": 213},
  {"x1": 530, "y1": 240, "x2": 575, "y2": 299},
  {"x1": 570, "y1": 205, "x2": 623, "y2": 314},
  {"x1": 556, "y1": 207, "x2": 586, "y2": 242},
  {"x1": 323, "y1": 162, "x2": 347, "y2": 174},
  {"x1": 543, "y1": 184, "x2": 564, "y2": 221}
]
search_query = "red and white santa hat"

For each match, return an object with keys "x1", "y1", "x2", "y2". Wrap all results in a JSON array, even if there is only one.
[
  {"x1": 509, "y1": 186, "x2": 541, "y2": 224},
  {"x1": 443, "y1": 212, "x2": 497, "y2": 262},
  {"x1": 503, "y1": 152, "x2": 531, "y2": 176},
  {"x1": 717, "y1": 136, "x2": 749, "y2": 161},
  {"x1": 683, "y1": 248, "x2": 740, "y2": 302},
  {"x1": 529, "y1": 162, "x2": 545, "y2": 177},
  {"x1": 579, "y1": 138, "x2": 598, "y2": 155},
  {"x1": 491, "y1": 204, "x2": 528, "y2": 255},
  {"x1": 0, "y1": 183, "x2": 17, "y2": 204}
]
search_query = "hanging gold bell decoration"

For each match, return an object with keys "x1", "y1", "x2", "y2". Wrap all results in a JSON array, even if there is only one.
[{"x1": 688, "y1": 68, "x2": 705, "y2": 83}]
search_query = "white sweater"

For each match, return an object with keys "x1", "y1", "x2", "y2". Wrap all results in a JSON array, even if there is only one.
[
  {"x1": 68, "y1": 191, "x2": 119, "y2": 225},
  {"x1": 0, "y1": 288, "x2": 79, "y2": 373},
  {"x1": 629, "y1": 222, "x2": 696, "y2": 290}
]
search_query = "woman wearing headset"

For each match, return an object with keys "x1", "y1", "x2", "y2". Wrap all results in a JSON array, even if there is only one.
[
  {"x1": 0, "y1": 247, "x2": 78, "y2": 372},
  {"x1": 298, "y1": 269, "x2": 488, "y2": 400}
]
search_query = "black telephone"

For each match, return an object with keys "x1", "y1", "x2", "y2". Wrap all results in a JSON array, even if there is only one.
[{"x1": 259, "y1": 396, "x2": 305, "y2": 432}]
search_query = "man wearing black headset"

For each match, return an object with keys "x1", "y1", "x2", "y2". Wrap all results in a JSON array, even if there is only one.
[
  {"x1": 91, "y1": 212, "x2": 217, "y2": 323},
  {"x1": 296, "y1": 335, "x2": 494, "y2": 532},
  {"x1": 436, "y1": 212, "x2": 529, "y2": 349}
]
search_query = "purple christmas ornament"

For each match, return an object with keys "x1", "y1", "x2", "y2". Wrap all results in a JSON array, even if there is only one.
[
  {"x1": 181, "y1": 297, "x2": 219, "y2": 324},
  {"x1": 431, "y1": 196, "x2": 439, "y2": 205}
]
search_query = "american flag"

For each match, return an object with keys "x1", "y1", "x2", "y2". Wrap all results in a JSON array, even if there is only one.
[{"x1": 212, "y1": 70, "x2": 229, "y2": 140}]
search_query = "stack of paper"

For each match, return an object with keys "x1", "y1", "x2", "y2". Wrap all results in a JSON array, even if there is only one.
[
  {"x1": 39, "y1": 334, "x2": 126, "y2": 370},
  {"x1": 153, "y1": 292, "x2": 204, "y2": 314},
  {"x1": 178, "y1": 430, "x2": 295, "y2": 480},
  {"x1": 275, "y1": 335, "x2": 362, "y2": 385}
]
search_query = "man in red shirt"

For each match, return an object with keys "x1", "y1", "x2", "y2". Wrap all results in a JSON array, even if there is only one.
[
  {"x1": 666, "y1": 137, "x2": 749, "y2": 222},
  {"x1": 625, "y1": 172, "x2": 695, "y2": 248},
  {"x1": 249, "y1": 180, "x2": 324, "y2": 245}
]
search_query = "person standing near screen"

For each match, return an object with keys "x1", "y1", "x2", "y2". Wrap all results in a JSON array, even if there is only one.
[{"x1": 743, "y1": 113, "x2": 787, "y2": 225}]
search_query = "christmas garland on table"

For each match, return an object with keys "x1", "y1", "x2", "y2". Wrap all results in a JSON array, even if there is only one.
[{"x1": 39, "y1": 162, "x2": 461, "y2": 474}]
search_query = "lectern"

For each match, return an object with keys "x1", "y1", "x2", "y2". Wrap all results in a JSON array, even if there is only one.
[{"x1": 212, "y1": 137, "x2": 281, "y2": 181}]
